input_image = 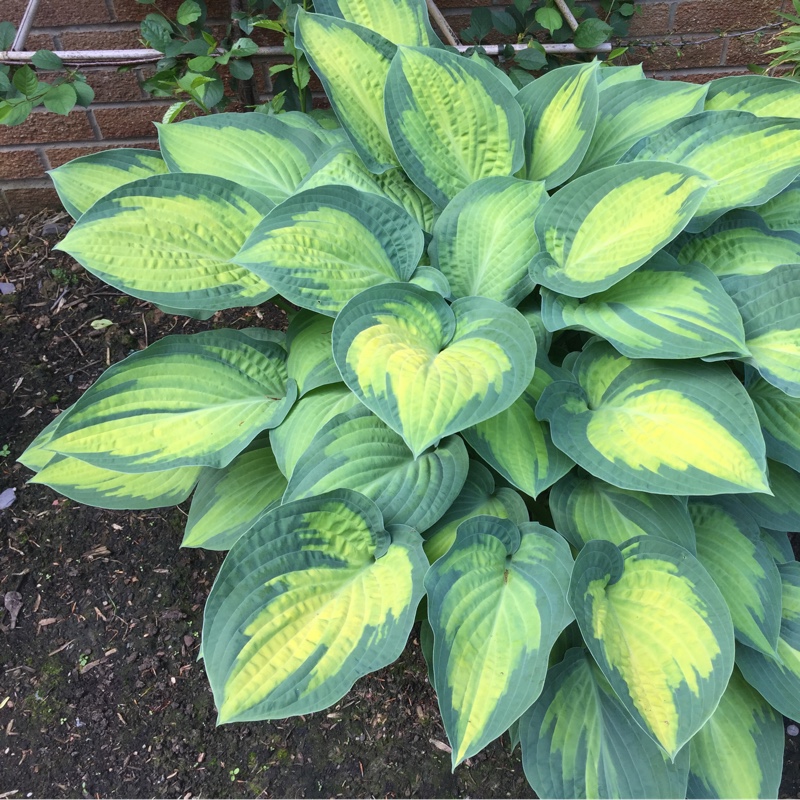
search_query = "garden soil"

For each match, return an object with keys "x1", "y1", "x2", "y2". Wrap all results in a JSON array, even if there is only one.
[{"x1": 1, "y1": 210, "x2": 799, "y2": 799}]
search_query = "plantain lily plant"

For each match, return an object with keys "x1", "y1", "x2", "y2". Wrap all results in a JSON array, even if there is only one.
[{"x1": 18, "y1": 0, "x2": 800, "y2": 796}]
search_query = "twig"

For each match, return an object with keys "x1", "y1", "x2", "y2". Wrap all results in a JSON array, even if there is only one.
[
  {"x1": 554, "y1": 0, "x2": 579, "y2": 33},
  {"x1": 427, "y1": 0, "x2": 459, "y2": 47}
]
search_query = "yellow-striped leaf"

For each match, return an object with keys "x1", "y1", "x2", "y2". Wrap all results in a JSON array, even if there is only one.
[
  {"x1": 429, "y1": 176, "x2": 547, "y2": 305},
  {"x1": 384, "y1": 46, "x2": 525, "y2": 206},
  {"x1": 279, "y1": 109, "x2": 348, "y2": 148},
  {"x1": 55, "y1": 173, "x2": 275, "y2": 313},
  {"x1": 284, "y1": 404, "x2": 468, "y2": 533},
  {"x1": 41, "y1": 330, "x2": 296, "y2": 472},
  {"x1": 182, "y1": 433, "x2": 287, "y2": 551},
  {"x1": 425, "y1": 516, "x2": 574, "y2": 765},
  {"x1": 747, "y1": 374, "x2": 800, "y2": 471},
  {"x1": 705, "y1": 74, "x2": 800, "y2": 119},
  {"x1": 689, "y1": 497, "x2": 782, "y2": 656},
  {"x1": 422, "y1": 459, "x2": 528, "y2": 564},
  {"x1": 295, "y1": 11, "x2": 398, "y2": 173},
  {"x1": 739, "y1": 458, "x2": 800, "y2": 532},
  {"x1": 621, "y1": 110, "x2": 800, "y2": 231},
  {"x1": 575, "y1": 78, "x2": 707, "y2": 176},
  {"x1": 530, "y1": 162, "x2": 711, "y2": 297},
  {"x1": 516, "y1": 61, "x2": 599, "y2": 188},
  {"x1": 520, "y1": 647, "x2": 691, "y2": 799},
  {"x1": 724, "y1": 265, "x2": 800, "y2": 397},
  {"x1": 18, "y1": 406, "x2": 73, "y2": 472},
  {"x1": 285, "y1": 310, "x2": 340, "y2": 397},
  {"x1": 333, "y1": 283, "x2": 537, "y2": 457},
  {"x1": 761, "y1": 528, "x2": 795, "y2": 565},
  {"x1": 234, "y1": 186, "x2": 423, "y2": 317},
  {"x1": 755, "y1": 177, "x2": 800, "y2": 231},
  {"x1": 549, "y1": 470, "x2": 696, "y2": 553},
  {"x1": 536, "y1": 339, "x2": 770, "y2": 495},
  {"x1": 409, "y1": 265, "x2": 451, "y2": 297},
  {"x1": 569, "y1": 536, "x2": 735, "y2": 758},
  {"x1": 313, "y1": 0, "x2": 439, "y2": 46},
  {"x1": 203, "y1": 490, "x2": 427, "y2": 721},
  {"x1": 541, "y1": 253, "x2": 748, "y2": 360},
  {"x1": 596, "y1": 63, "x2": 645, "y2": 87},
  {"x1": 49, "y1": 148, "x2": 168, "y2": 220},
  {"x1": 687, "y1": 667, "x2": 783, "y2": 800}
]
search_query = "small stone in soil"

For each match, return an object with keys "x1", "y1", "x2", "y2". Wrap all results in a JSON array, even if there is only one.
[{"x1": 788, "y1": 724, "x2": 799, "y2": 736}]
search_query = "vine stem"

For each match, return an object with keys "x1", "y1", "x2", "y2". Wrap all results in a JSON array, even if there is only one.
[{"x1": 553, "y1": 0, "x2": 580, "y2": 33}]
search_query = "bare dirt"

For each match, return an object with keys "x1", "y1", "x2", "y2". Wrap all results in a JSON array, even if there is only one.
[{"x1": 1, "y1": 209, "x2": 799, "y2": 799}]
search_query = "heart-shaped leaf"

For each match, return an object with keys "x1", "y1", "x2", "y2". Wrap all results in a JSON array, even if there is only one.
[
  {"x1": 313, "y1": 0, "x2": 440, "y2": 45},
  {"x1": 285, "y1": 310, "x2": 341, "y2": 397},
  {"x1": 705, "y1": 74, "x2": 800, "y2": 118}
]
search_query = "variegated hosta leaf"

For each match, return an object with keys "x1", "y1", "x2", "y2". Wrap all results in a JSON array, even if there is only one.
[
  {"x1": 49, "y1": 148, "x2": 168, "y2": 220},
  {"x1": 19, "y1": 406, "x2": 74, "y2": 472},
  {"x1": 541, "y1": 253, "x2": 748, "y2": 360},
  {"x1": 234, "y1": 186, "x2": 423, "y2": 317},
  {"x1": 297, "y1": 143, "x2": 437, "y2": 232},
  {"x1": 755, "y1": 178, "x2": 800, "y2": 231},
  {"x1": 705, "y1": 74, "x2": 800, "y2": 119},
  {"x1": 279, "y1": 110, "x2": 348, "y2": 148},
  {"x1": 668, "y1": 210, "x2": 800, "y2": 279},
  {"x1": 530, "y1": 162, "x2": 711, "y2": 297},
  {"x1": 41, "y1": 330, "x2": 297, "y2": 472},
  {"x1": 182, "y1": 434, "x2": 287, "y2": 551},
  {"x1": 203, "y1": 490, "x2": 427, "y2": 722},
  {"x1": 737, "y1": 561, "x2": 800, "y2": 720},
  {"x1": 520, "y1": 648, "x2": 691, "y2": 800},
  {"x1": 575, "y1": 78, "x2": 707, "y2": 177},
  {"x1": 29, "y1": 456, "x2": 202, "y2": 510},
  {"x1": 313, "y1": 0, "x2": 439, "y2": 46},
  {"x1": 384, "y1": 46, "x2": 525, "y2": 207},
  {"x1": 422, "y1": 460, "x2": 528, "y2": 564},
  {"x1": 761, "y1": 528, "x2": 795, "y2": 565},
  {"x1": 739, "y1": 458, "x2": 800, "y2": 531},
  {"x1": 295, "y1": 11, "x2": 397, "y2": 172},
  {"x1": 549, "y1": 470, "x2": 696, "y2": 553},
  {"x1": 55, "y1": 173, "x2": 275, "y2": 312},
  {"x1": 724, "y1": 265, "x2": 800, "y2": 397},
  {"x1": 621, "y1": 110, "x2": 800, "y2": 231},
  {"x1": 285, "y1": 310, "x2": 340, "y2": 397},
  {"x1": 425, "y1": 516, "x2": 574, "y2": 765},
  {"x1": 429, "y1": 176, "x2": 547, "y2": 305},
  {"x1": 462, "y1": 358, "x2": 575, "y2": 498},
  {"x1": 518, "y1": 294, "x2": 552, "y2": 354},
  {"x1": 157, "y1": 113, "x2": 326, "y2": 205},
  {"x1": 687, "y1": 667, "x2": 783, "y2": 800},
  {"x1": 332, "y1": 283, "x2": 537, "y2": 457},
  {"x1": 536, "y1": 340, "x2": 770, "y2": 495},
  {"x1": 747, "y1": 373, "x2": 800, "y2": 471},
  {"x1": 284, "y1": 405, "x2": 468, "y2": 533},
  {"x1": 516, "y1": 61, "x2": 599, "y2": 188},
  {"x1": 689, "y1": 497, "x2": 782, "y2": 656},
  {"x1": 596, "y1": 63, "x2": 645, "y2": 87},
  {"x1": 269, "y1": 384, "x2": 363, "y2": 480},
  {"x1": 569, "y1": 536, "x2": 735, "y2": 758},
  {"x1": 409, "y1": 265, "x2": 451, "y2": 297}
]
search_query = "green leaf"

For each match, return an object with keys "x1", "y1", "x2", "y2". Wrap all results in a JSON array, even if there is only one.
[
  {"x1": 333, "y1": 283, "x2": 537, "y2": 457},
  {"x1": 31, "y1": 50, "x2": 64, "y2": 71},
  {"x1": 514, "y1": 46, "x2": 548, "y2": 72},
  {"x1": 621, "y1": 110, "x2": 800, "y2": 231},
  {"x1": 284, "y1": 405, "x2": 468, "y2": 533},
  {"x1": 48, "y1": 148, "x2": 168, "y2": 220},
  {"x1": 422, "y1": 460, "x2": 529, "y2": 564},
  {"x1": 739, "y1": 458, "x2": 800, "y2": 531},
  {"x1": 187, "y1": 55, "x2": 216, "y2": 72},
  {"x1": 429, "y1": 176, "x2": 546, "y2": 305},
  {"x1": 42, "y1": 83, "x2": 77, "y2": 116},
  {"x1": 687, "y1": 667, "x2": 783, "y2": 800},
  {"x1": 520, "y1": 648, "x2": 691, "y2": 799},
  {"x1": 182, "y1": 434, "x2": 287, "y2": 551},
  {"x1": 530, "y1": 162, "x2": 712, "y2": 297},
  {"x1": 426, "y1": 517, "x2": 574, "y2": 765},
  {"x1": 234, "y1": 186, "x2": 423, "y2": 317},
  {"x1": 285, "y1": 310, "x2": 340, "y2": 397},
  {"x1": 536, "y1": 339, "x2": 770, "y2": 495},
  {"x1": 535, "y1": 6, "x2": 563, "y2": 34},
  {"x1": 569, "y1": 537, "x2": 735, "y2": 758},
  {"x1": 313, "y1": 0, "x2": 440, "y2": 46},
  {"x1": 269, "y1": 384, "x2": 363, "y2": 480},
  {"x1": 747, "y1": 374, "x2": 800, "y2": 471},
  {"x1": 12, "y1": 66, "x2": 38, "y2": 96},
  {"x1": 72, "y1": 79, "x2": 95, "y2": 108},
  {"x1": 761, "y1": 528, "x2": 795, "y2": 565},
  {"x1": 668, "y1": 210, "x2": 800, "y2": 279},
  {"x1": 755, "y1": 177, "x2": 800, "y2": 231},
  {"x1": 596, "y1": 63, "x2": 645, "y2": 87},
  {"x1": 228, "y1": 58, "x2": 254, "y2": 80},
  {"x1": 41, "y1": 330, "x2": 296, "y2": 472},
  {"x1": 202, "y1": 490, "x2": 427, "y2": 721},
  {"x1": 230, "y1": 37, "x2": 259, "y2": 58},
  {"x1": 56, "y1": 173, "x2": 275, "y2": 312},
  {"x1": 573, "y1": 18, "x2": 613, "y2": 48},
  {"x1": 384, "y1": 45, "x2": 525, "y2": 206},
  {"x1": 689, "y1": 497, "x2": 782, "y2": 656},
  {"x1": 540, "y1": 253, "x2": 749, "y2": 360},
  {"x1": 705, "y1": 73, "x2": 800, "y2": 118},
  {"x1": 176, "y1": 0, "x2": 202, "y2": 25},
  {"x1": 295, "y1": 10, "x2": 398, "y2": 173},
  {"x1": 549, "y1": 470, "x2": 696, "y2": 553},
  {"x1": 0, "y1": 21, "x2": 16, "y2": 51},
  {"x1": 516, "y1": 61, "x2": 599, "y2": 188},
  {"x1": 724, "y1": 265, "x2": 800, "y2": 397}
]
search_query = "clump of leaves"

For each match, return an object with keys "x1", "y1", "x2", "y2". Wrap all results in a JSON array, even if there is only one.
[
  {"x1": 21, "y1": 0, "x2": 800, "y2": 797},
  {"x1": 761, "y1": 0, "x2": 800, "y2": 80}
]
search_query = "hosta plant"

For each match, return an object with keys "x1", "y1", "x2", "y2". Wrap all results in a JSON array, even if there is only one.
[{"x1": 19, "y1": 0, "x2": 800, "y2": 797}]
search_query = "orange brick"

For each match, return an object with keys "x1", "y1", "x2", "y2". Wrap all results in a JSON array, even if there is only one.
[
  {"x1": 674, "y1": 0, "x2": 781, "y2": 33},
  {"x1": 2, "y1": 186, "x2": 61, "y2": 214},
  {"x1": 111, "y1": 0, "x2": 230, "y2": 22},
  {"x1": 0, "y1": 109, "x2": 95, "y2": 147},
  {"x1": 631, "y1": 37, "x2": 725, "y2": 70},
  {"x1": 44, "y1": 142, "x2": 158, "y2": 168},
  {"x1": 725, "y1": 31, "x2": 780, "y2": 66},
  {"x1": 627, "y1": 3, "x2": 672, "y2": 37},
  {"x1": 79, "y1": 68, "x2": 144, "y2": 103},
  {"x1": 93, "y1": 103, "x2": 172, "y2": 139},
  {"x1": 3, "y1": 0, "x2": 110, "y2": 27},
  {"x1": 0, "y1": 149, "x2": 46, "y2": 181},
  {"x1": 58, "y1": 29, "x2": 144, "y2": 51}
]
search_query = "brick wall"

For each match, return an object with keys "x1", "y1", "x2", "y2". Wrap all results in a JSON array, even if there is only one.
[{"x1": 0, "y1": 0, "x2": 786, "y2": 215}]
